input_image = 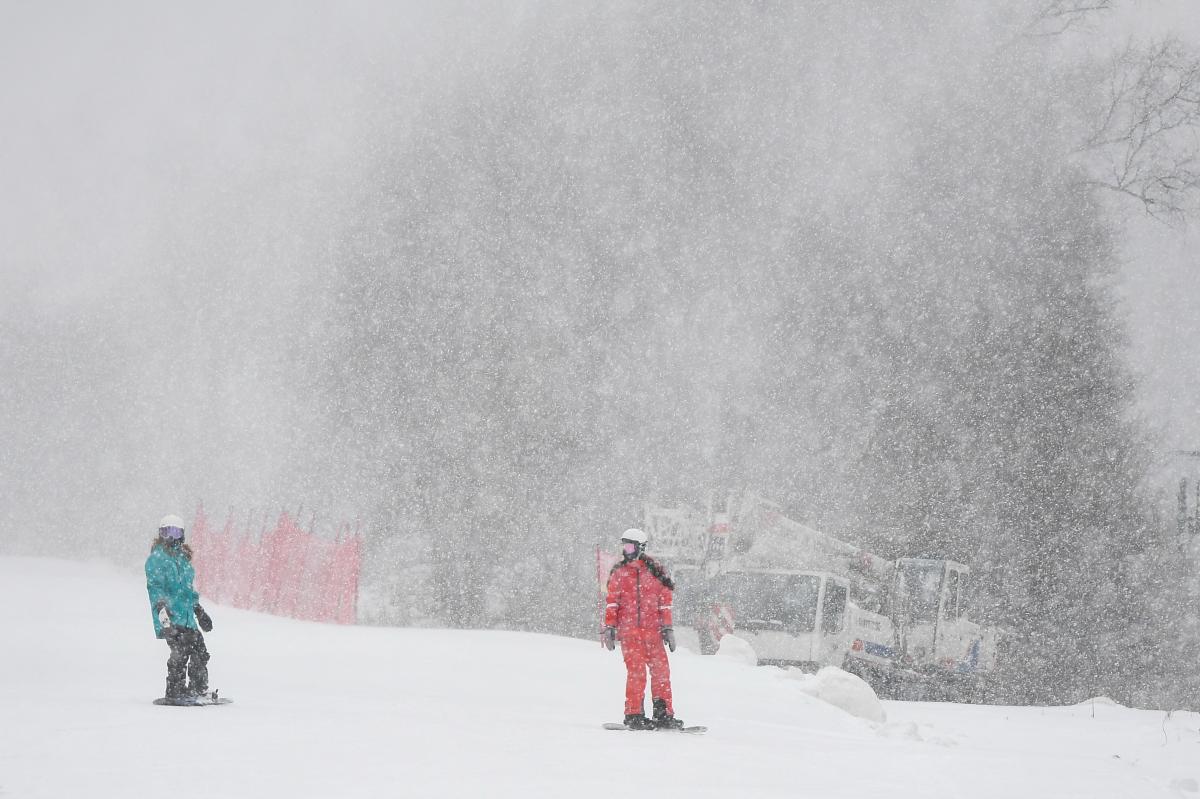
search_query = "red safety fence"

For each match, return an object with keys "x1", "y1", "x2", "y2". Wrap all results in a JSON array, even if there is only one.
[
  {"x1": 594, "y1": 545, "x2": 620, "y2": 596},
  {"x1": 190, "y1": 505, "x2": 362, "y2": 624}
]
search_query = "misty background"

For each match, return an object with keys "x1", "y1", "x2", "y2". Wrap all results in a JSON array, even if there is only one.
[{"x1": 2, "y1": 1, "x2": 1199, "y2": 707}]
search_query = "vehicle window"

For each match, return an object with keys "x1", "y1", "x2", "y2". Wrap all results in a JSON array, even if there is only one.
[
  {"x1": 778, "y1": 575, "x2": 820, "y2": 631},
  {"x1": 821, "y1": 583, "x2": 847, "y2": 634},
  {"x1": 898, "y1": 560, "x2": 944, "y2": 624},
  {"x1": 714, "y1": 572, "x2": 820, "y2": 632},
  {"x1": 943, "y1": 570, "x2": 959, "y2": 620},
  {"x1": 671, "y1": 567, "x2": 700, "y2": 621}
]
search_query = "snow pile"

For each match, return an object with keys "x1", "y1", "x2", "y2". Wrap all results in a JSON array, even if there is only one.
[
  {"x1": 788, "y1": 665, "x2": 886, "y2": 723},
  {"x1": 715, "y1": 633, "x2": 758, "y2": 665},
  {"x1": 709, "y1": 634, "x2": 885, "y2": 724}
]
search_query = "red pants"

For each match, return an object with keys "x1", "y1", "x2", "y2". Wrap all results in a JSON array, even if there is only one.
[{"x1": 620, "y1": 630, "x2": 673, "y2": 716}]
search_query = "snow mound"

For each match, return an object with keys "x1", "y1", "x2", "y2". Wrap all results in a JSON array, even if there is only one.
[
  {"x1": 716, "y1": 633, "x2": 758, "y2": 665},
  {"x1": 1076, "y1": 696, "x2": 1125, "y2": 707},
  {"x1": 788, "y1": 665, "x2": 886, "y2": 723}
]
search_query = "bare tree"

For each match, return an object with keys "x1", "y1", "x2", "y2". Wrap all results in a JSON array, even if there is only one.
[{"x1": 1077, "y1": 38, "x2": 1200, "y2": 222}]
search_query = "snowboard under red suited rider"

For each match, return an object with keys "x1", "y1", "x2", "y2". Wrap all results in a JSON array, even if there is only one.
[
  {"x1": 145, "y1": 514, "x2": 216, "y2": 703},
  {"x1": 602, "y1": 528, "x2": 684, "y2": 730}
]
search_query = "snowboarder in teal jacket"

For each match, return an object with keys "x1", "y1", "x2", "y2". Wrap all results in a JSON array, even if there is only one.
[{"x1": 145, "y1": 514, "x2": 214, "y2": 700}]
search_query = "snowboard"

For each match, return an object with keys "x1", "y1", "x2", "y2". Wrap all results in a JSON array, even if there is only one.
[
  {"x1": 153, "y1": 691, "x2": 232, "y2": 707},
  {"x1": 603, "y1": 722, "x2": 706, "y2": 734}
]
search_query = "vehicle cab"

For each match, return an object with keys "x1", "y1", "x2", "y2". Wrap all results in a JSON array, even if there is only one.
[
  {"x1": 894, "y1": 557, "x2": 991, "y2": 675},
  {"x1": 696, "y1": 568, "x2": 850, "y2": 668}
]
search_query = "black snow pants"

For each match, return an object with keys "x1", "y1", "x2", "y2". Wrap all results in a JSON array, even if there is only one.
[{"x1": 164, "y1": 627, "x2": 210, "y2": 698}]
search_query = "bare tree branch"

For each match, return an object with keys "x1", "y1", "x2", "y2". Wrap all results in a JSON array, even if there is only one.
[
  {"x1": 1028, "y1": 0, "x2": 1115, "y2": 37},
  {"x1": 1075, "y1": 37, "x2": 1200, "y2": 223}
]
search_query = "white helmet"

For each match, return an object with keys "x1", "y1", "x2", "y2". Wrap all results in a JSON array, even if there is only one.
[
  {"x1": 620, "y1": 528, "x2": 648, "y2": 544},
  {"x1": 158, "y1": 514, "x2": 186, "y2": 531}
]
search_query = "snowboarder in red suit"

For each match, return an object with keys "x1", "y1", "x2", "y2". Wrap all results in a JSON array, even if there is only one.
[{"x1": 602, "y1": 528, "x2": 684, "y2": 730}]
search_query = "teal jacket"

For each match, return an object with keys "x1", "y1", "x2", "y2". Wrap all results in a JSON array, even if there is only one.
[{"x1": 145, "y1": 543, "x2": 200, "y2": 638}]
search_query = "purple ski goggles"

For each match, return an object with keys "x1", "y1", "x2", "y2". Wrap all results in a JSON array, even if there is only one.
[{"x1": 159, "y1": 526, "x2": 185, "y2": 540}]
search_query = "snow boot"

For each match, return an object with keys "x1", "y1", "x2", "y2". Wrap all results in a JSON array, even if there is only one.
[
  {"x1": 623, "y1": 713, "x2": 656, "y2": 730},
  {"x1": 652, "y1": 698, "x2": 683, "y2": 729},
  {"x1": 164, "y1": 677, "x2": 187, "y2": 701}
]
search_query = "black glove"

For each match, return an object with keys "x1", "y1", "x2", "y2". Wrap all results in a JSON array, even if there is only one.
[
  {"x1": 662, "y1": 627, "x2": 676, "y2": 653},
  {"x1": 602, "y1": 626, "x2": 617, "y2": 651},
  {"x1": 194, "y1": 604, "x2": 213, "y2": 633}
]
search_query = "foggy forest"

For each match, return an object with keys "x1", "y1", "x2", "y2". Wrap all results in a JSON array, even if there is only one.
[{"x1": 3, "y1": 0, "x2": 1200, "y2": 711}]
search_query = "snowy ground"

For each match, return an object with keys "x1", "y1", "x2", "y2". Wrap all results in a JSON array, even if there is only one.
[{"x1": 1, "y1": 557, "x2": 1197, "y2": 799}]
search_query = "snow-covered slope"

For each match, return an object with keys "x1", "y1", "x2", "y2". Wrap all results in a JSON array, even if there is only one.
[{"x1": 0, "y1": 557, "x2": 1196, "y2": 799}]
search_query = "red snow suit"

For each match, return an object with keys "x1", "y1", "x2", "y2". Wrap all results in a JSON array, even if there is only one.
[{"x1": 604, "y1": 557, "x2": 675, "y2": 716}]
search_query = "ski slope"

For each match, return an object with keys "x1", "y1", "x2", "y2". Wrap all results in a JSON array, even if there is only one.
[{"x1": 1, "y1": 557, "x2": 1196, "y2": 799}]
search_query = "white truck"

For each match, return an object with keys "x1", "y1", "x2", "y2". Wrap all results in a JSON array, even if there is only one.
[{"x1": 644, "y1": 491, "x2": 999, "y2": 701}]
